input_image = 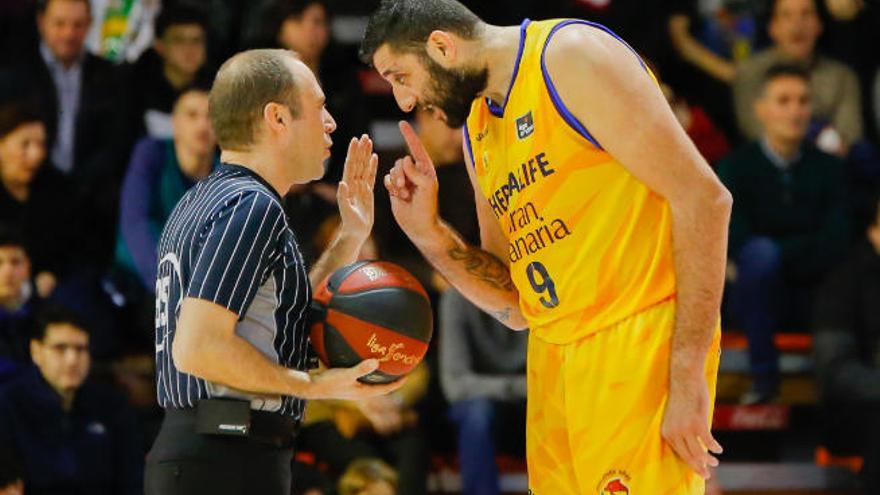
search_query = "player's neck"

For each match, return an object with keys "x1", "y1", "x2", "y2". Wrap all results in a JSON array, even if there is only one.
[{"x1": 478, "y1": 24, "x2": 528, "y2": 106}]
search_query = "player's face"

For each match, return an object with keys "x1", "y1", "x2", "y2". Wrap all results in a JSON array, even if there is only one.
[
  {"x1": 172, "y1": 90, "x2": 215, "y2": 157},
  {"x1": 31, "y1": 323, "x2": 91, "y2": 395},
  {"x1": 0, "y1": 122, "x2": 47, "y2": 187},
  {"x1": 0, "y1": 246, "x2": 30, "y2": 303},
  {"x1": 38, "y1": 0, "x2": 91, "y2": 66},
  {"x1": 373, "y1": 44, "x2": 488, "y2": 128},
  {"x1": 287, "y1": 61, "x2": 336, "y2": 183},
  {"x1": 156, "y1": 24, "x2": 207, "y2": 77},
  {"x1": 769, "y1": 0, "x2": 821, "y2": 60},
  {"x1": 756, "y1": 76, "x2": 811, "y2": 143}
]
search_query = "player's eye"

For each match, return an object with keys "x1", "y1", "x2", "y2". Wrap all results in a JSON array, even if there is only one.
[{"x1": 395, "y1": 75, "x2": 407, "y2": 85}]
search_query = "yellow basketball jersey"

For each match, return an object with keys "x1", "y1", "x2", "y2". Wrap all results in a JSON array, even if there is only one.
[{"x1": 464, "y1": 19, "x2": 676, "y2": 344}]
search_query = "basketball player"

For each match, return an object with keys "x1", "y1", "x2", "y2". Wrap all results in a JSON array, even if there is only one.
[{"x1": 362, "y1": 1, "x2": 732, "y2": 493}]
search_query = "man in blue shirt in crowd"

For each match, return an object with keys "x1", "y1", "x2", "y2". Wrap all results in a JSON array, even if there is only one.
[{"x1": 0, "y1": 305, "x2": 143, "y2": 494}]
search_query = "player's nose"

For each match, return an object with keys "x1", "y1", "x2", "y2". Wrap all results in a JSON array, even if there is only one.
[{"x1": 392, "y1": 86, "x2": 417, "y2": 113}]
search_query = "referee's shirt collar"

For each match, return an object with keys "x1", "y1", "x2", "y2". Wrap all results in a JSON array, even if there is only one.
[{"x1": 220, "y1": 163, "x2": 283, "y2": 201}]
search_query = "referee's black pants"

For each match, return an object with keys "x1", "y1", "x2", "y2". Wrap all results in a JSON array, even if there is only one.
[{"x1": 145, "y1": 408, "x2": 295, "y2": 495}]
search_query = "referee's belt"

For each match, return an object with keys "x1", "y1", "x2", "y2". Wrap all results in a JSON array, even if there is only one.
[{"x1": 166, "y1": 399, "x2": 299, "y2": 448}]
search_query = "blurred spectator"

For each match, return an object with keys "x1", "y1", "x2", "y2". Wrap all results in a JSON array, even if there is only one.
[
  {"x1": 733, "y1": 0, "x2": 863, "y2": 154},
  {"x1": 129, "y1": 4, "x2": 212, "y2": 139},
  {"x1": 662, "y1": 81, "x2": 732, "y2": 165},
  {"x1": 668, "y1": 0, "x2": 765, "y2": 84},
  {"x1": 0, "y1": 102, "x2": 78, "y2": 297},
  {"x1": 718, "y1": 63, "x2": 850, "y2": 404},
  {"x1": 439, "y1": 288, "x2": 527, "y2": 495},
  {"x1": 0, "y1": 449, "x2": 24, "y2": 495},
  {"x1": 1, "y1": 0, "x2": 131, "y2": 267},
  {"x1": 266, "y1": 0, "x2": 368, "y2": 182},
  {"x1": 270, "y1": 0, "x2": 329, "y2": 76},
  {"x1": 338, "y1": 458, "x2": 397, "y2": 495},
  {"x1": 0, "y1": 305, "x2": 143, "y2": 494},
  {"x1": 819, "y1": 0, "x2": 880, "y2": 106},
  {"x1": 666, "y1": 0, "x2": 767, "y2": 140},
  {"x1": 813, "y1": 189, "x2": 880, "y2": 493},
  {"x1": 86, "y1": 0, "x2": 161, "y2": 63},
  {"x1": 0, "y1": 228, "x2": 39, "y2": 379},
  {"x1": 113, "y1": 86, "x2": 217, "y2": 296},
  {"x1": 299, "y1": 361, "x2": 429, "y2": 495}
]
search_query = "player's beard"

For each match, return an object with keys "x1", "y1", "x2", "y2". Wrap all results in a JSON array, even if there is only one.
[{"x1": 421, "y1": 54, "x2": 488, "y2": 129}]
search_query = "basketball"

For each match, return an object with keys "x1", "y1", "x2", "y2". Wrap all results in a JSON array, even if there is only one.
[{"x1": 310, "y1": 260, "x2": 433, "y2": 384}]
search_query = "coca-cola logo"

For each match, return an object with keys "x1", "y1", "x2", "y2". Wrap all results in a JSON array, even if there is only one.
[{"x1": 714, "y1": 405, "x2": 790, "y2": 430}]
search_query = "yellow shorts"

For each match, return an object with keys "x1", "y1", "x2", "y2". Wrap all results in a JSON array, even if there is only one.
[{"x1": 526, "y1": 299, "x2": 721, "y2": 494}]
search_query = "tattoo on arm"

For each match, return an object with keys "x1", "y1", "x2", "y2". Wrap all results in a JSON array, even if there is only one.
[{"x1": 448, "y1": 244, "x2": 515, "y2": 292}]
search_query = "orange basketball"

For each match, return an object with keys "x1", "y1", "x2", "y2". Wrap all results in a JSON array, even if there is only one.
[{"x1": 310, "y1": 261, "x2": 433, "y2": 384}]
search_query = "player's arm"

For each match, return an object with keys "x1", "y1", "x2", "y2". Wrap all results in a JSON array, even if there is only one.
[
  {"x1": 544, "y1": 25, "x2": 731, "y2": 478},
  {"x1": 309, "y1": 135, "x2": 379, "y2": 288},
  {"x1": 385, "y1": 122, "x2": 527, "y2": 330}
]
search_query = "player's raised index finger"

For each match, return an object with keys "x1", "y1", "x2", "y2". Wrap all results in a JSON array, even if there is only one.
[{"x1": 399, "y1": 121, "x2": 431, "y2": 163}]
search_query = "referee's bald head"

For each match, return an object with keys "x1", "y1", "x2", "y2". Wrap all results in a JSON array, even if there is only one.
[{"x1": 209, "y1": 49, "x2": 303, "y2": 151}]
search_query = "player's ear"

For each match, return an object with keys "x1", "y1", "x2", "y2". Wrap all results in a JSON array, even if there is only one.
[{"x1": 426, "y1": 30, "x2": 457, "y2": 67}]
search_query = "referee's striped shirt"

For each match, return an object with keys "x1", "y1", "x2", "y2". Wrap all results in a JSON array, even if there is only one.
[{"x1": 154, "y1": 163, "x2": 311, "y2": 419}]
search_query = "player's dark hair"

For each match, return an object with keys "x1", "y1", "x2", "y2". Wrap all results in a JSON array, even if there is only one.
[
  {"x1": 0, "y1": 101, "x2": 42, "y2": 140},
  {"x1": 360, "y1": 0, "x2": 483, "y2": 64},
  {"x1": 209, "y1": 49, "x2": 301, "y2": 150},
  {"x1": 33, "y1": 304, "x2": 90, "y2": 342},
  {"x1": 759, "y1": 62, "x2": 810, "y2": 95},
  {"x1": 36, "y1": 0, "x2": 91, "y2": 15},
  {"x1": 155, "y1": 4, "x2": 209, "y2": 39}
]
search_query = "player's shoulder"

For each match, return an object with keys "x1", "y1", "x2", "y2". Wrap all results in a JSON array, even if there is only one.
[{"x1": 541, "y1": 20, "x2": 618, "y2": 69}]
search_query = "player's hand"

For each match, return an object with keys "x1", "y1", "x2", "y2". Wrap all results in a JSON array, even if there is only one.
[
  {"x1": 303, "y1": 359, "x2": 404, "y2": 400},
  {"x1": 661, "y1": 371, "x2": 723, "y2": 479},
  {"x1": 338, "y1": 135, "x2": 379, "y2": 245},
  {"x1": 356, "y1": 395, "x2": 404, "y2": 435},
  {"x1": 384, "y1": 121, "x2": 441, "y2": 242}
]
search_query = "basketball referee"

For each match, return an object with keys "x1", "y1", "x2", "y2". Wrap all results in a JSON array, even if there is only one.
[{"x1": 145, "y1": 49, "x2": 399, "y2": 495}]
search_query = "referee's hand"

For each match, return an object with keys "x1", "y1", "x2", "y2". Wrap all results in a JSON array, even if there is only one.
[{"x1": 303, "y1": 359, "x2": 405, "y2": 400}]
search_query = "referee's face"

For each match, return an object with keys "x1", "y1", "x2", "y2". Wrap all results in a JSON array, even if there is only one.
[{"x1": 286, "y1": 61, "x2": 337, "y2": 183}]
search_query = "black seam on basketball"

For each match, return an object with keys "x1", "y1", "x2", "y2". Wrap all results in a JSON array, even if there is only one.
[
  {"x1": 327, "y1": 260, "x2": 372, "y2": 292},
  {"x1": 322, "y1": 323, "x2": 364, "y2": 367},
  {"x1": 328, "y1": 288, "x2": 433, "y2": 342}
]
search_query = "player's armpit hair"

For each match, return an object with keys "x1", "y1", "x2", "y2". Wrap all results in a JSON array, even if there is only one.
[
  {"x1": 448, "y1": 244, "x2": 515, "y2": 292},
  {"x1": 491, "y1": 307, "x2": 513, "y2": 323}
]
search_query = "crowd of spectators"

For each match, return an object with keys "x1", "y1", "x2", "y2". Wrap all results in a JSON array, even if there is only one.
[{"x1": 0, "y1": 0, "x2": 878, "y2": 493}]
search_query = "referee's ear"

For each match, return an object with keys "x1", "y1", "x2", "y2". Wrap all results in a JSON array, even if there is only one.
[{"x1": 264, "y1": 102, "x2": 291, "y2": 135}]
